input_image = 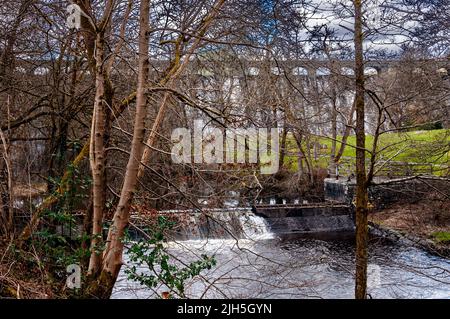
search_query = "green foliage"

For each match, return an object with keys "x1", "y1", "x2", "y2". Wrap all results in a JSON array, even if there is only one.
[
  {"x1": 32, "y1": 164, "x2": 91, "y2": 283},
  {"x1": 432, "y1": 231, "x2": 450, "y2": 243},
  {"x1": 124, "y1": 216, "x2": 216, "y2": 298}
]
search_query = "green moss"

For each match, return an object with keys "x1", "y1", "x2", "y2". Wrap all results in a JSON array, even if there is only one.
[{"x1": 432, "y1": 232, "x2": 450, "y2": 243}]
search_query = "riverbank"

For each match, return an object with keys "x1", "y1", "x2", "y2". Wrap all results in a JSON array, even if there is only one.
[{"x1": 369, "y1": 197, "x2": 450, "y2": 258}]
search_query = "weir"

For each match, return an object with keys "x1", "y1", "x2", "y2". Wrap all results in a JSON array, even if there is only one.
[
  {"x1": 130, "y1": 201, "x2": 354, "y2": 240},
  {"x1": 130, "y1": 208, "x2": 274, "y2": 240},
  {"x1": 252, "y1": 203, "x2": 353, "y2": 236}
]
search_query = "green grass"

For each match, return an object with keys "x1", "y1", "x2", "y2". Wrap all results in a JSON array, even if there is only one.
[
  {"x1": 283, "y1": 129, "x2": 450, "y2": 175},
  {"x1": 431, "y1": 231, "x2": 450, "y2": 243}
]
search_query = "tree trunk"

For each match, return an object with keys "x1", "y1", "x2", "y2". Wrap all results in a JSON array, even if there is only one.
[
  {"x1": 87, "y1": 31, "x2": 108, "y2": 276},
  {"x1": 353, "y1": 0, "x2": 369, "y2": 300},
  {"x1": 335, "y1": 99, "x2": 356, "y2": 164},
  {"x1": 330, "y1": 97, "x2": 338, "y2": 177},
  {"x1": 279, "y1": 126, "x2": 288, "y2": 169},
  {"x1": 137, "y1": 92, "x2": 170, "y2": 179},
  {"x1": 86, "y1": 0, "x2": 151, "y2": 298},
  {"x1": 0, "y1": 127, "x2": 13, "y2": 237}
]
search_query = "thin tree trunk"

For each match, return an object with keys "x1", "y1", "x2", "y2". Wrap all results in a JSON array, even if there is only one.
[
  {"x1": 354, "y1": 0, "x2": 369, "y2": 300},
  {"x1": 335, "y1": 99, "x2": 356, "y2": 163},
  {"x1": 137, "y1": 92, "x2": 170, "y2": 179},
  {"x1": 279, "y1": 126, "x2": 288, "y2": 169},
  {"x1": 293, "y1": 131, "x2": 312, "y2": 181},
  {"x1": 0, "y1": 127, "x2": 13, "y2": 237},
  {"x1": 305, "y1": 137, "x2": 314, "y2": 183},
  {"x1": 87, "y1": 31, "x2": 108, "y2": 276},
  {"x1": 86, "y1": 0, "x2": 151, "y2": 298},
  {"x1": 330, "y1": 97, "x2": 338, "y2": 177}
]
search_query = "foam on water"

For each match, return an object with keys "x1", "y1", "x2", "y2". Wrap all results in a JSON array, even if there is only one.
[
  {"x1": 112, "y1": 236, "x2": 450, "y2": 299},
  {"x1": 239, "y1": 212, "x2": 274, "y2": 240},
  {"x1": 170, "y1": 209, "x2": 275, "y2": 240}
]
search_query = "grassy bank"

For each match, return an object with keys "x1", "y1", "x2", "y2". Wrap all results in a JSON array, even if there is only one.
[{"x1": 284, "y1": 129, "x2": 450, "y2": 175}]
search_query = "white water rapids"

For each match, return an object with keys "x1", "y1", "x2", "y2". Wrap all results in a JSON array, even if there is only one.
[{"x1": 112, "y1": 212, "x2": 450, "y2": 299}]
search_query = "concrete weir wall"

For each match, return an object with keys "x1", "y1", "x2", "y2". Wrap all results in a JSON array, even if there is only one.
[{"x1": 253, "y1": 204, "x2": 354, "y2": 235}]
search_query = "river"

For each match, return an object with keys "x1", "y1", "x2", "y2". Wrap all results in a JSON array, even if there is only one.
[{"x1": 112, "y1": 213, "x2": 450, "y2": 299}]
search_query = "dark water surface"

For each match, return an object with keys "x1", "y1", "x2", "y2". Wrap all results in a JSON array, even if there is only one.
[{"x1": 112, "y1": 230, "x2": 450, "y2": 299}]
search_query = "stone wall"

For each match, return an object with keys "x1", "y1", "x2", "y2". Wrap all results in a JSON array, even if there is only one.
[{"x1": 324, "y1": 177, "x2": 442, "y2": 209}]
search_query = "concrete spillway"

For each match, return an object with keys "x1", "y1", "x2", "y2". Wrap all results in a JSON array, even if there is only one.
[
  {"x1": 129, "y1": 202, "x2": 354, "y2": 240},
  {"x1": 253, "y1": 204, "x2": 354, "y2": 236}
]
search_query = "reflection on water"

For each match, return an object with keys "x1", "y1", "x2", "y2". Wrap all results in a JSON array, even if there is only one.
[{"x1": 112, "y1": 234, "x2": 450, "y2": 299}]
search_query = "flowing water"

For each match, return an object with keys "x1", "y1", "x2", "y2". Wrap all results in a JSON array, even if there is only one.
[{"x1": 112, "y1": 212, "x2": 450, "y2": 299}]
